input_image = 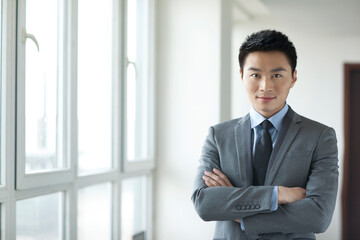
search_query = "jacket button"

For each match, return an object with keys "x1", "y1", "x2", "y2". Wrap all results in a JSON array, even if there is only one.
[
  {"x1": 255, "y1": 204, "x2": 260, "y2": 209},
  {"x1": 236, "y1": 205, "x2": 241, "y2": 210},
  {"x1": 246, "y1": 205, "x2": 251, "y2": 210},
  {"x1": 241, "y1": 205, "x2": 246, "y2": 210}
]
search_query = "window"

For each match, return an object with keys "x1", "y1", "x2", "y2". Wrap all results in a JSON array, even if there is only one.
[
  {"x1": 121, "y1": 176, "x2": 148, "y2": 240},
  {"x1": 78, "y1": 183, "x2": 112, "y2": 239},
  {"x1": 126, "y1": 0, "x2": 151, "y2": 162},
  {"x1": 16, "y1": 192, "x2": 64, "y2": 240},
  {"x1": 23, "y1": 0, "x2": 66, "y2": 173},
  {"x1": 16, "y1": 0, "x2": 71, "y2": 189},
  {"x1": 124, "y1": 0, "x2": 154, "y2": 172},
  {"x1": 77, "y1": 0, "x2": 113, "y2": 173},
  {"x1": 1, "y1": 0, "x2": 155, "y2": 238}
]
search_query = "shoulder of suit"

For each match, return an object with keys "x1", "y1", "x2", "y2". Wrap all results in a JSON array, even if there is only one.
[
  {"x1": 212, "y1": 116, "x2": 246, "y2": 130},
  {"x1": 294, "y1": 112, "x2": 333, "y2": 132},
  {"x1": 209, "y1": 116, "x2": 248, "y2": 140}
]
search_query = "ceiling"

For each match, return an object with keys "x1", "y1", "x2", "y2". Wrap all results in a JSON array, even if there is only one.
[{"x1": 234, "y1": 0, "x2": 360, "y2": 36}]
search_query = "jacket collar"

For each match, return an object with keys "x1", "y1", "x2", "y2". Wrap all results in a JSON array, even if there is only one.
[{"x1": 234, "y1": 106, "x2": 302, "y2": 186}]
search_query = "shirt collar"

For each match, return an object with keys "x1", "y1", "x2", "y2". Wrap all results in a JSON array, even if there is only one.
[{"x1": 250, "y1": 104, "x2": 289, "y2": 132}]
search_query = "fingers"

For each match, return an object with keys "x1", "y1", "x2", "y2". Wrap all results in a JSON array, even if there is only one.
[
  {"x1": 294, "y1": 187, "x2": 306, "y2": 199},
  {"x1": 202, "y1": 175, "x2": 220, "y2": 187},
  {"x1": 234, "y1": 219, "x2": 241, "y2": 223},
  {"x1": 204, "y1": 170, "x2": 227, "y2": 187},
  {"x1": 278, "y1": 186, "x2": 306, "y2": 204},
  {"x1": 202, "y1": 168, "x2": 233, "y2": 187},
  {"x1": 290, "y1": 187, "x2": 306, "y2": 200},
  {"x1": 213, "y1": 168, "x2": 232, "y2": 186}
]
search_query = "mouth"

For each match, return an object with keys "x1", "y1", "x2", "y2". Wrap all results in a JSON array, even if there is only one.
[{"x1": 256, "y1": 96, "x2": 276, "y2": 102}]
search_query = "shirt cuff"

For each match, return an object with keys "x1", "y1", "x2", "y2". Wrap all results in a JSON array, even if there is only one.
[
  {"x1": 270, "y1": 186, "x2": 278, "y2": 211},
  {"x1": 240, "y1": 219, "x2": 245, "y2": 231}
]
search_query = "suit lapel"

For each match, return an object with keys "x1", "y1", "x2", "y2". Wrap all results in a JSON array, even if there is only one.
[
  {"x1": 234, "y1": 114, "x2": 253, "y2": 187},
  {"x1": 265, "y1": 108, "x2": 302, "y2": 185}
]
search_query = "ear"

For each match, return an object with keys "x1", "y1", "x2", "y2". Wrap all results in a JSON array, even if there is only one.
[
  {"x1": 239, "y1": 69, "x2": 243, "y2": 81},
  {"x1": 290, "y1": 70, "x2": 297, "y2": 88}
]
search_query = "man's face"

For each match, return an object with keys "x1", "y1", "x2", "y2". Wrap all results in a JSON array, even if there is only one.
[{"x1": 240, "y1": 51, "x2": 297, "y2": 118}]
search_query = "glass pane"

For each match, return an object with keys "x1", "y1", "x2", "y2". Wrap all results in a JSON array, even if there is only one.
[
  {"x1": 121, "y1": 176, "x2": 147, "y2": 240},
  {"x1": 25, "y1": 0, "x2": 65, "y2": 173},
  {"x1": 78, "y1": 0, "x2": 113, "y2": 173},
  {"x1": 127, "y1": 0, "x2": 137, "y2": 63},
  {"x1": 16, "y1": 192, "x2": 64, "y2": 240},
  {"x1": 78, "y1": 183, "x2": 112, "y2": 240},
  {"x1": 126, "y1": 0, "x2": 151, "y2": 162}
]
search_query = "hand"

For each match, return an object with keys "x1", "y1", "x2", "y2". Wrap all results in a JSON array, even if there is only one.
[
  {"x1": 203, "y1": 169, "x2": 239, "y2": 223},
  {"x1": 278, "y1": 186, "x2": 306, "y2": 204},
  {"x1": 202, "y1": 168, "x2": 233, "y2": 187}
]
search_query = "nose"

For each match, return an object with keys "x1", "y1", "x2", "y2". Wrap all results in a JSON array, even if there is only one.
[{"x1": 259, "y1": 76, "x2": 273, "y2": 92}]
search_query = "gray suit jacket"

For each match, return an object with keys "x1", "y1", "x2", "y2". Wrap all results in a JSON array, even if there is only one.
[{"x1": 191, "y1": 107, "x2": 338, "y2": 240}]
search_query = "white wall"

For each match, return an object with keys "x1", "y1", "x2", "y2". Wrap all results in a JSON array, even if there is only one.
[{"x1": 155, "y1": 0, "x2": 221, "y2": 239}]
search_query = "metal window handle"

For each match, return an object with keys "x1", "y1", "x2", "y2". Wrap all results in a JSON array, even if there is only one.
[
  {"x1": 22, "y1": 28, "x2": 40, "y2": 51},
  {"x1": 126, "y1": 58, "x2": 136, "y2": 71}
]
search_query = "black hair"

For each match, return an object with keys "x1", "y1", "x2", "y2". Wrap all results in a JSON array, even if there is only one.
[{"x1": 238, "y1": 30, "x2": 297, "y2": 76}]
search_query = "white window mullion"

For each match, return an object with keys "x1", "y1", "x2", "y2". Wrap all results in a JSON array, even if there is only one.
[
  {"x1": 57, "y1": 0, "x2": 67, "y2": 172},
  {"x1": 67, "y1": 0, "x2": 78, "y2": 239},
  {"x1": 148, "y1": 0, "x2": 156, "y2": 172},
  {"x1": 3, "y1": 0, "x2": 20, "y2": 237},
  {"x1": 67, "y1": 0, "x2": 78, "y2": 176},
  {"x1": 15, "y1": 0, "x2": 27, "y2": 189},
  {"x1": 112, "y1": 179, "x2": 120, "y2": 240},
  {"x1": 146, "y1": 173, "x2": 153, "y2": 240},
  {"x1": 77, "y1": 171, "x2": 118, "y2": 189},
  {"x1": 3, "y1": 199, "x2": 16, "y2": 240},
  {"x1": 66, "y1": 184, "x2": 77, "y2": 240},
  {"x1": 114, "y1": 2, "x2": 123, "y2": 239},
  {"x1": 113, "y1": 0, "x2": 122, "y2": 173},
  {"x1": 13, "y1": 183, "x2": 70, "y2": 201}
]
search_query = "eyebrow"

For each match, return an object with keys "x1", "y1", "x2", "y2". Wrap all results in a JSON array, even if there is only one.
[
  {"x1": 247, "y1": 67, "x2": 287, "y2": 72},
  {"x1": 270, "y1": 67, "x2": 287, "y2": 72},
  {"x1": 247, "y1": 67, "x2": 262, "y2": 72}
]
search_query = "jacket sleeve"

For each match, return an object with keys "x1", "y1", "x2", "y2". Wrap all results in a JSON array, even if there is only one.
[
  {"x1": 243, "y1": 127, "x2": 339, "y2": 239},
  {"x1": 191, "y1": 126, "x2": 275, "y2": 221}
]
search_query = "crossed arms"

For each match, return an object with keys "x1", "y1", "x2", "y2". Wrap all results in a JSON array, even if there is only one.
[
  {"x1": 191, "y1": 125, "x2": 339, "y2": 238},
  {"x1": 203, "y1": 168, "x2": 306, "y2": 206},
  {"x1": 203, "y1": 168, "x2": 306, "y2": 224}
]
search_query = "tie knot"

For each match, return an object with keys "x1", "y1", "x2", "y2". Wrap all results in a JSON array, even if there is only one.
[{"x1": 261, "y1": 120, "x2": 272, "y2": 130}]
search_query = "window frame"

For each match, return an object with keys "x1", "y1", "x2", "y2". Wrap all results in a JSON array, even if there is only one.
[
  {"x1": 2, "y1": 0, "x2": 18, "y2": 238},
  {"x1": 2, "y1": 0, "x2": 155, "y2": 238},
  {"x1": 122, "y1": 0, "x2": 156, "y2": 173},
  {"x1": 0, "y1": 0, "x2": 5, "y2": 190},
  {"x1": 15, "y1": 0, "x2": 74, "y2": 190}
]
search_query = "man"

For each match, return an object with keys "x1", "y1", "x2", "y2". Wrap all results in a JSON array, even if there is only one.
[{"x1": 191, "y1": 30, "x2": 338, "y2": 240}]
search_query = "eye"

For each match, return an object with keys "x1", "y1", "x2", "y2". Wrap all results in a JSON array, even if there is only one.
[
  {"x1": 250, "y1": 73, "x2": 260, "y2": 78},
  {"x1": 273, "y1": 74, "x2": 282, "y2": 78}
]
